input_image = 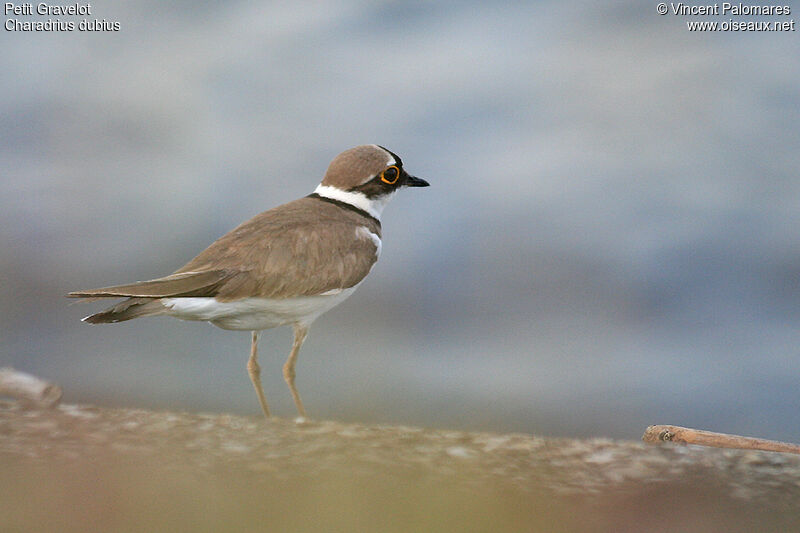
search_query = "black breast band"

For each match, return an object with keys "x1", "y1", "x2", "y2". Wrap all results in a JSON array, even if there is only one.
[{"x1": 306, "y1": 193, "x2": 381, "y2": 229}]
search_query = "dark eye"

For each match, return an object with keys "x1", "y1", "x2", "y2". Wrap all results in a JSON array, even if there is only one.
[{"x1": 380, "y1": 166, "x2": 400, "y2": 185}]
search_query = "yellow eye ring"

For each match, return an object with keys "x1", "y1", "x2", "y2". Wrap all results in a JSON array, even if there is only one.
[{"x1": 380, "y1": 165, "x2": 400, "y2": 185}]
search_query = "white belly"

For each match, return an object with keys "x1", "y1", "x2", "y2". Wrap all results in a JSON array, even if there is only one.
[{"x1": 161, "y1": 285, "x2": 359, "y2": 331}]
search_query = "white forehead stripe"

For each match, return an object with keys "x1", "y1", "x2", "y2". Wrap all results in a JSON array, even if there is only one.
[{"x1": 371, "y1": 144, "x2": 395, "y2": 166}]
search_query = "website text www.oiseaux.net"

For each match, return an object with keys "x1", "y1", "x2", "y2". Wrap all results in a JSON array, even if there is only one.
[{"x1": 686, "y1": 18, "x2": 795, "y2": 31}]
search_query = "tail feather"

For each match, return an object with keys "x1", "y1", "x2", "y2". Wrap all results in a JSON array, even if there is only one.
[{"x1": 82, "y1": 298, "x2": 166, "y2": 324}]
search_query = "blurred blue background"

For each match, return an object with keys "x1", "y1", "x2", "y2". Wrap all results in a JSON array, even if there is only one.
[{"x1": 2, "y1": 1, "x2": 799, "y2": 440}]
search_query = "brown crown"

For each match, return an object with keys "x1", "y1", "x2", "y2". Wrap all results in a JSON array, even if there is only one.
[{"x1": 320, "y1": 145, "x2": 394, "y2": 189}]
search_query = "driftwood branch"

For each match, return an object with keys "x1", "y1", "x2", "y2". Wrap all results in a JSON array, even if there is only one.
[
  {"x1": 0, "y1": 368, "x2": 62, "y2": 408},
  {"x1": 643, "y1": 424, "x2": 800, "y2": 455}
]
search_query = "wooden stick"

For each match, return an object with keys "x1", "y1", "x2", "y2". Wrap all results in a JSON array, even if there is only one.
[
  {"x1": 0, "y1": 368, "x2": 63, "y2": 408},
  {"x1": 643, "y1": 424, "x2": 800, "y2": 455}
]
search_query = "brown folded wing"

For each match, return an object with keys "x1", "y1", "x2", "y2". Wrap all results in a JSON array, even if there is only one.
[{"x1": 68, "y1": 197, "x2": 381, "y2": 302}]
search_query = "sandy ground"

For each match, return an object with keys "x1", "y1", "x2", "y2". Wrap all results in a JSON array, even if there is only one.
[{"x1": 1, "y1": 400, "x2": 799, "y2": 532}]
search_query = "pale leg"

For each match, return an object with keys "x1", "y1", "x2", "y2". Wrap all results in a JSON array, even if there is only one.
[
  {"x1": 247, "y1": 331, "x2": 271, "y2": 419},
  {"x1": 283, "y1": 323, "x2": 309, "y2": 417}
]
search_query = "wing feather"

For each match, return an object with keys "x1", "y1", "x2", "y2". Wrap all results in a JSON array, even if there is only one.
[{"x1": 67, "y1": 270, "x2": 233, "y2": 299}]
